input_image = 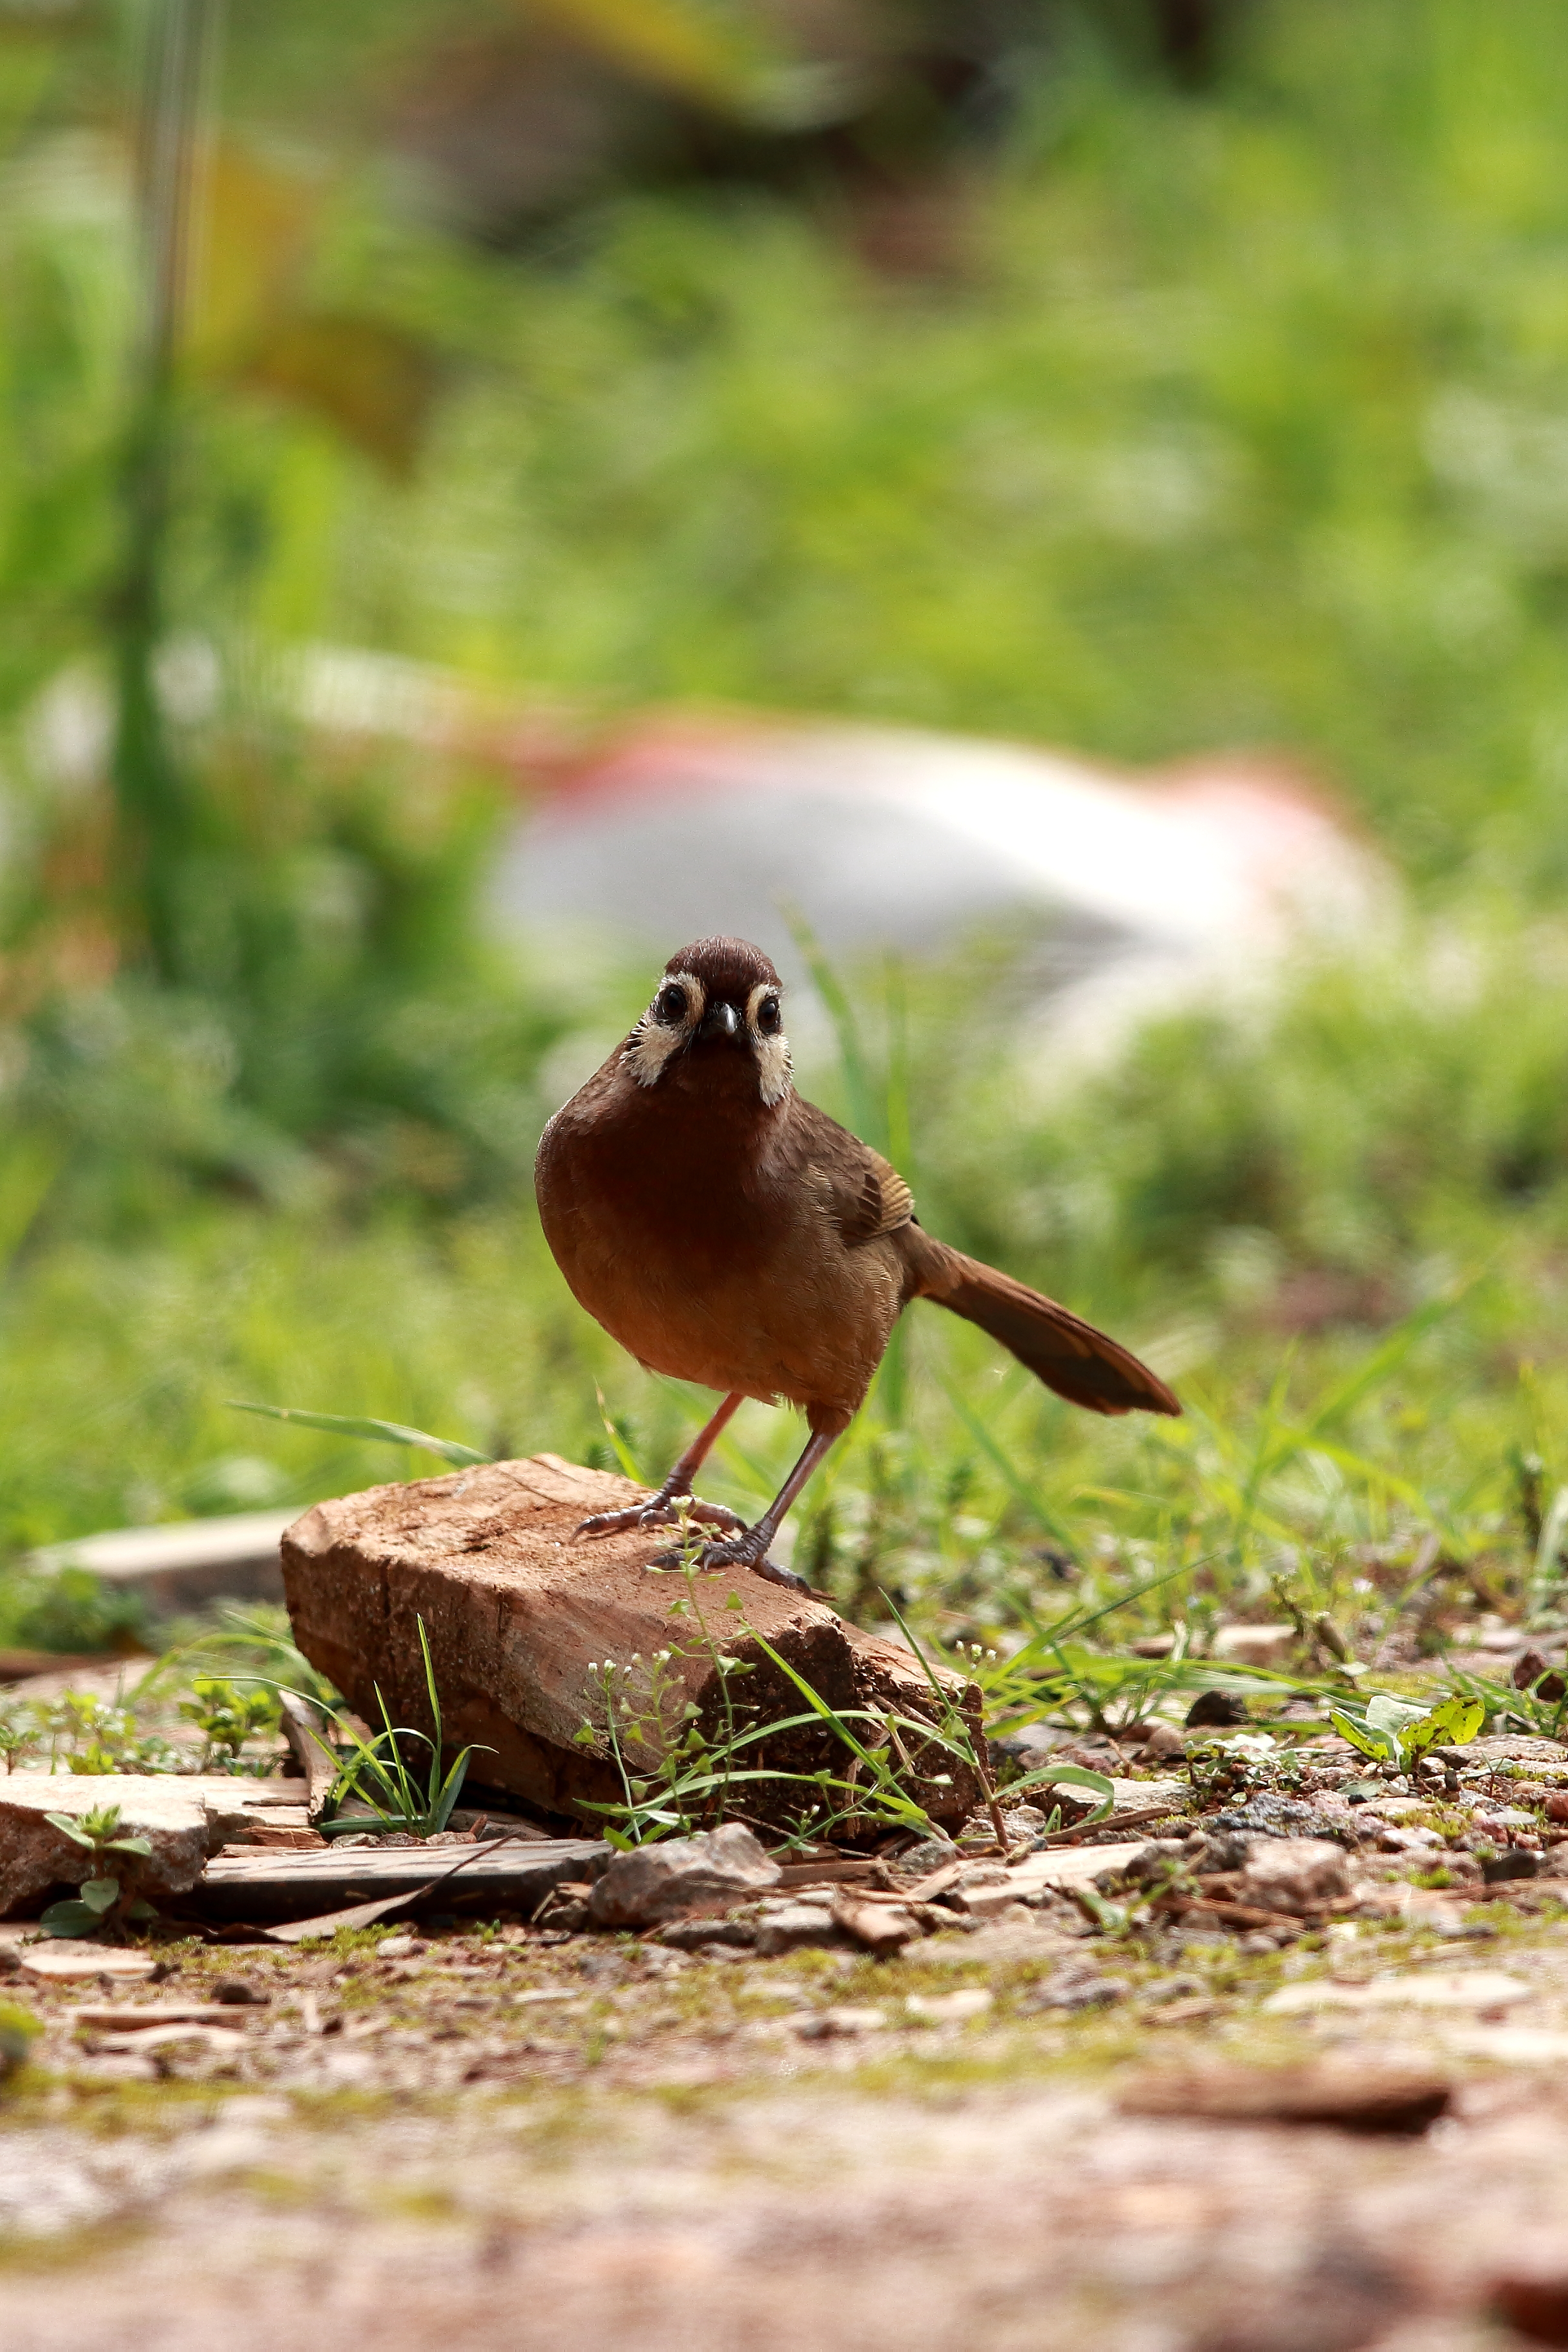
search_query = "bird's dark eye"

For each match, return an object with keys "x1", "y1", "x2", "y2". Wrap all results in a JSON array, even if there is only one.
[
  {"x1": 755, "y1": 994, "x2": 782, "y2": 1036},
  {"x1": 654, "y1": 983, "x2": 688, "y2": 1025}
]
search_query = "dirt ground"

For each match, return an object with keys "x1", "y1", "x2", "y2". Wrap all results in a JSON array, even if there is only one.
[{"x1": 6, "y1": 1901, "x2": 1568, "y2": 2350}]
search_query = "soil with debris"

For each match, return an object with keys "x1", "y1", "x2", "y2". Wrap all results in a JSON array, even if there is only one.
[{"x1": 7, "y1": 1743, "x2": 1568, "y2": 2348}]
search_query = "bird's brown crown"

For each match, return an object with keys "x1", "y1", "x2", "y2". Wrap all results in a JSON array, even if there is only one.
[{"x1": 665, "y1": 937, "x2": 781, "y2": 1002}]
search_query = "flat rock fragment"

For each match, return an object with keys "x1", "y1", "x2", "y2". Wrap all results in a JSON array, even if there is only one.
[
  {"x1": 1264, "y1": 1970, "x2": 1531, "y2": 2017},
  {"x1": 586, "y1": 1824, "x2": 779, "y2": 1930},
  {"x1": 751, "y1": 1902, "x2": 842, "y2": 1957},
  {"x1": 830, "y1": 1894, "x2": 919, "y2": 1953},
  {"x1": 792, "y1": 2006, "x2": 889, "y2": 2040},
  {"x1": 20, "y1": 1946, "x2": 158, "y2": 1981},
  {"x1": 1239, "y1": 1838, "x2": 1352, "y2": 1915}
]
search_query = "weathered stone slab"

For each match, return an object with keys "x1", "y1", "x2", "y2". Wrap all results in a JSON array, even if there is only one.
[
  {"x1": 280, "y1": 1454, "x2": 980, "y2": 1832},
  {"x1": 0, "y1": 1775, "x2": 322, "y2": 1917},
  {"x1": 195, "y1": 1834, "x2": 604, "y2": 1923},
  {"x1": 0, "y1": 1776, "x2": 211, "y2": 1915}
]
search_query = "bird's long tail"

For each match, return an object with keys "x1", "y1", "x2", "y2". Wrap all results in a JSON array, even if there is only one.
[{"x1": 900, "y1": 1233, "x2": 1179, "y2": 1418}]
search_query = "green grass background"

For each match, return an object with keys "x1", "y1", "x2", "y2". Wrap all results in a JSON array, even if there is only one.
[{"x1": 3, "y1": 0, "x2": 1568, "y2": 1658}]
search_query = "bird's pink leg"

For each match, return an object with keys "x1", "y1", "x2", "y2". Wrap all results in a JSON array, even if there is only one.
[
  {"x1": 655, "y1": 1428, "x2": 838, "y2": 1594},
  {"x1": 576, "y1": 1392, "x2": 747, "y2": 1538}
]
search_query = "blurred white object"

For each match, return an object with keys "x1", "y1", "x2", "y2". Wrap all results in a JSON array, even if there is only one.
[
  {"x1": 489, "y1": 711, "x2": 1390, "y2": 1016},
  {"x1": 23, "y1": 643, "x2": 1387, "y2": 1028},
  {"x1": 31, "y1": 1509, "x2": 292, "y2": 1614}
]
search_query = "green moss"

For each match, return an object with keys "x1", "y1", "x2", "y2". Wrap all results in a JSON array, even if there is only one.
[{"x1": 0, "y1": 2218, "x2": 151, "y2": 2276}]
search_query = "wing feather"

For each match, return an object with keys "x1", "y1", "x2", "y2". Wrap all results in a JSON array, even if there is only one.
[{"x1": 790, "y1": 1100, "x2": 914, "y2": 1247}]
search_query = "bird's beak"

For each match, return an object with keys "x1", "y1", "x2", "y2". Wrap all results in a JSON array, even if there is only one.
[{"x1": 701, "y1": 1000, "x2": 741, "y2": 1041}]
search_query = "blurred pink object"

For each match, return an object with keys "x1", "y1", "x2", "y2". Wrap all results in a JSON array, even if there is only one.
[
  {"x1": 280, "y1": 646, "x2": 1388, "y2": 1013},
  {"x1": 488, "y1": 707, "x2": 1388, "y2": 1011}
]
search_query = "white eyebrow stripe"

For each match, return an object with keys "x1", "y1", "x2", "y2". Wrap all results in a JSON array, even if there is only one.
[{"x1": 661, "y1": 971, "x2": 706, "y2": 1021}]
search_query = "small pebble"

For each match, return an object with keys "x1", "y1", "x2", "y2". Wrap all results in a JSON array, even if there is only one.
[
  {"x1": 1020, "y1": 1972, "x2": 1131, "y2": 2014},
  {"x1": 905, "y1": 1989, "x2": 993, "y2": 2025},
  {"x1": 1139, "y1": 1975, "x2": 1205, "y2": 2006},
  {"x1": 377, "y1": 1935, "x2": 420, "y2": 1960},
  {"x1": 792, "y1": 2006, "x2": 889, "y2": 2040}
]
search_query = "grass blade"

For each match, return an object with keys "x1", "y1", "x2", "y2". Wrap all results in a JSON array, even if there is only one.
[
  {"x1": 229, "y1": 1401, "x2": 491, "y2": 1469},
  {"x1": 935, "y1": 1374, "x2": 1079, "y2": 1548}
]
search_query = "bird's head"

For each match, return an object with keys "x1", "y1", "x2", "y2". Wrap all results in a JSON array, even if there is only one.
[{"x1": 623, "y1": 936, "x2": 792, "y2": 1107}]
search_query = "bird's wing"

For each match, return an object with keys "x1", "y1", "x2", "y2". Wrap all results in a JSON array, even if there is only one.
[{"x1": 791, "y1": 1100, "x2": 914, "y2": 1246}]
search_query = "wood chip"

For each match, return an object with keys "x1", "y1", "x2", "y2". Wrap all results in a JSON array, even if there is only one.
[
  {"x1": 1144, "y1": 1997, "x2": 1222, "y2": 2028},
  {"x1": 90, "y1": 2023, "x2": 248, "y2": 2056},
  {"x1": 1118, "y1": 2061, "x2": 1451, "y2": 2134},
  {"x1": 276, "y1": 1691, "x2": 340, "y2": 1821},
  {"x1": 898, "y1": 1860, "x2": 963, "y2": 1904},
  {"x1": 195, "y1": 1833, "x2": 604, "y2": 1923},
  {"x1": 831, "y1": 1894, "x2": 919, "y2": 1952},
  {"x1": 261, "y1": 1892, "x2": 422, "y2": 1944},
  {"x1": 775, "y1": 1861, "x2": 890, "y2": 1891},
  {"x1": 74, "y1": 2003, "x2": 253, "y2": 2029},
  {"x1": 1035, "y1": 1803, "x2": 1188, "y2": 1849},
  {"x1": 219, "y1": 1827, "x2": 325, "y2": 1852}
]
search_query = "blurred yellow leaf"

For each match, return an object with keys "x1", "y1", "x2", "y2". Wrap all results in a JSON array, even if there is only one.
[
  {"x1": 187, "y1": 144, "x2": 320, "y2": 358},
  {"x1": 523, "y1": 0, "x2": 774, "y2": 114},
  {"x1": 231, "y1": 310, "x2": 442, "y2": 477}
]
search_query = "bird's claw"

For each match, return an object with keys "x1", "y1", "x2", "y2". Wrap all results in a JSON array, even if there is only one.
[
  {"x1": 651, "y1": 1531, "x2": 810, "y2": 1593},
  {"x1": 575, "y1": 1495, "x2": 744, "y2": 1541}
]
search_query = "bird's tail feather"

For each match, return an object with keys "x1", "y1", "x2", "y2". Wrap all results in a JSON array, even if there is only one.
[{"x1": 904, "y1": 1236, "x2": 1179, "y2": 1418}]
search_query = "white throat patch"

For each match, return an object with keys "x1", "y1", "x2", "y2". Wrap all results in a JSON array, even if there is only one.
[{"x1": 747, "y1": 980, "x2": 792, "y2": 1107}]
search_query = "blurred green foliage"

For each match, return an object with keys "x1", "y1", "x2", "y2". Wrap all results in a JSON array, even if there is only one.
[{"x1": 1, "y1": 1, "x2": 1567, "y2": 1667}]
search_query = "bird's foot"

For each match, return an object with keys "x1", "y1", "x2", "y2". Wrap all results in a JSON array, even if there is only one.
[
  {"x1": 576, "y1": 1494, "x2": 745, "y2": 1541},
  {"x1": 652, "y1": 1527, "x2": 810, "y2": 1594}
]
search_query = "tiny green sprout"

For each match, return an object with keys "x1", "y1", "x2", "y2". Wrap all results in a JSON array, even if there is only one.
[
  {"x1": 0, "y1": 2002, "x2": 41, "y2": 2084},
  {"x1": 39, "y1": 1805, "x2": 157, "y2": 1939},
  {"x1": 0, "y1": 1717, "x2": 36, "y2": 1775},
  {"x1": 179, "y1": 1674, "x2": 282, "y2": 1772},
  {"x1": 1328, "y1": 1690, "x2": 1486, "y2": 1772}
]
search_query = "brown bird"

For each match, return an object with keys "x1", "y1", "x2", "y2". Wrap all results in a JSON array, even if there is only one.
[{"x1": 535, "y1": 936, "x2": 1179, "y2": 1591}]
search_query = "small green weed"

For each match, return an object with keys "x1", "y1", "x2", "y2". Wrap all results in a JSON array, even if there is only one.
[
  {"x1": 309, "y1": 1618, "x2": 488, "y2": 1841},
  {"x1": 0, "y1": 2003, "x2": 39, "y2": 2083},
  {"x1": 38, "y1": 1804, "x2": 156, "y2": 1939},
  {"x1": 1327, "y1": 1691, "x2": 1487, "y2": 1772},
  {"x1": 177, "y1": 1675, "x2": 282, "y2": 1773}
]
